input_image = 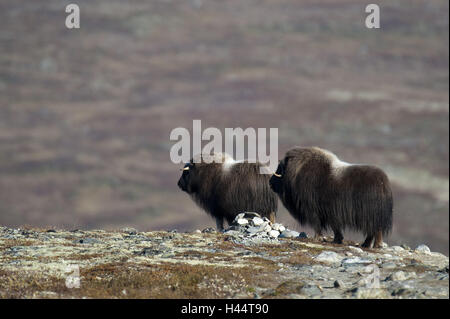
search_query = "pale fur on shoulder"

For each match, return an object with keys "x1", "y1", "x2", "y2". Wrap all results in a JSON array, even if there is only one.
[
  {"x1": 192, "y1": 152, "x2": 234, "y2": 164},
  {"x1": 222, "y1": 157, "x2": 240, "y2": 172},
  {"x1": 312, "y1": 147, "x2": 351, "y2": 176}
]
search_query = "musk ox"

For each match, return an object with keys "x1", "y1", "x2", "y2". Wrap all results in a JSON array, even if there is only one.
[
  {"x1": 269, "y1": 147, "x2": 393, "y2": 248},
  {"x1": 177, "y1": 153, "x2": 278, "y2": 230}
]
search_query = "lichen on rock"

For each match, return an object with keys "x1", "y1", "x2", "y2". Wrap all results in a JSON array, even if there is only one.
[{"x1": 0, "y1": 222, "x2": 448, "y2": 299}]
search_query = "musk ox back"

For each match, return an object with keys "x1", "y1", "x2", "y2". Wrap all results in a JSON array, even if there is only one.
[
  {"x1": 269, "y1": 147, "x2": 393, "y2": 248},
  {"x1": 178, "y1": 153, "x2": 278, "y2": 230}
]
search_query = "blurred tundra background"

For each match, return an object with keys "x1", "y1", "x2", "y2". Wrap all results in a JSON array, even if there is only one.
[{"x1": 0, "y1": 0, "x2": 448, "y2": 254}]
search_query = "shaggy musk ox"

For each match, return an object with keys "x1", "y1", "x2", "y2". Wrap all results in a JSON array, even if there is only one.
[
  {"x1": 269, "y1": 147, "x2": 393, "y2": 248},
  {"x1": 177, "y1": 153, "x2": 278, "y2": 230}
]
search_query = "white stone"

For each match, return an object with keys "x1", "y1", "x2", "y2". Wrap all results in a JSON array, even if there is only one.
[
  {"x1": 315, "y1": 251, "x2": 343, "y2": 264},
  {"x1": 269, "y1": 230, "x2": 280, "y2": 238},
  {"x1": 252, "y1": 217, "x2": 264, "y2": 226},
  {"x1": 415, "y1": 244, "x2": 431, "y2": 254},
  {"x1": 271, "y1": 223, "x2": 282, "y2": 231},
  {"x1": 279, "y1": 230, "x2": 300, "y2": 238},
  {"x1": 237, "y1": 218, "x2": 248, "y2": 225},
  {"x1": 264, "y1": 225, "x2": 272, "y2": 232},
  {"x1": 349, "y1": 246, "x2": 364, "y2": 254},
  {"x1": 391, "y1": 246, "x2": 404, "y2": 252},
  {"x1": 271, "y1": 223, "x2": 286, "y2": 232},
  {"x1": 247, "y1": 226, "x2": 263, "y2": 234}
]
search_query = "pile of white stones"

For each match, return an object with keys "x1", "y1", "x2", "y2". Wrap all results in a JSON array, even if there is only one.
[{"x1": 223, "y1": 212, "x2": 307, "y2": 244}]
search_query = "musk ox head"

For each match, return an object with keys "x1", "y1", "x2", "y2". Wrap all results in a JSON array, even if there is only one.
[
  {"x1": 177, "y1": 152, "x2": 233, "y2": 195},
  {"x1": 269, "y1": 147, "x2": 327, "y2": 195},
  {"x1": 177, "y1": 163, "x2": 194, "y2": 193},
  {"x1": 269, "y1": 160, "x2": 285, "y2": 194}
]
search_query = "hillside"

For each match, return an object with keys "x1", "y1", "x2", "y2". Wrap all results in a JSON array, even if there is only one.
[{"x1": 0, "y1": 220, "x2": 447, "y2": 299}]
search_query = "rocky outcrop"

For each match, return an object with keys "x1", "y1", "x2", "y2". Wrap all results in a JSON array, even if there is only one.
[{"x1": 0, "y1": 216, "x2": 448, "y2": 299}]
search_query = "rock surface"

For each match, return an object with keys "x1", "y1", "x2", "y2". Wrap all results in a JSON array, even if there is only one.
[{"x1": 0, "y1": 219, "x2": 448, "y2": 299}]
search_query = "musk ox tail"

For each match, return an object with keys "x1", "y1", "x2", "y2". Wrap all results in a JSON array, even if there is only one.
[{"x1": 338, "y1": 165, "x2": 393, "y2": 236}]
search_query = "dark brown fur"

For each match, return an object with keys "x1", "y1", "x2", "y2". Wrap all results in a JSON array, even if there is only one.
[
  {"x1": 269, "y1": 147, "x2": 393, "y2": 248},
  {"x1": 178, "y1": 153, "x2": 277, "y2": 230}
]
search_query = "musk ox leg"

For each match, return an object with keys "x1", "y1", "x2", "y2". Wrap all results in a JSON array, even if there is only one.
[
  {"x1": 373, "y1": 231, "x2": 383, "y2": 248},
  {"x1": 332, "y1": 229, "x2": 344, "y2": 244},
  {"x1": 313, "y1": 229, "x2": 324, "y2": 241},
  {"x1": 215, "y1": 217, "x2": 224, "y2": 231},
  {"x1": 269, "y1": 212, "x2": 276, "y2": 224},
  {"x1": 361, "y1": 235, "x2": 374, "y2": 248}
]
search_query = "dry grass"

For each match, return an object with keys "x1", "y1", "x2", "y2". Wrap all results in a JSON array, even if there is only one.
[
  {"x1": 0, "y1": 261, "x2": 276, "y2": 299},
  {"x1": 0, "y1": 239, "x2": 36, "y2": 250}
]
